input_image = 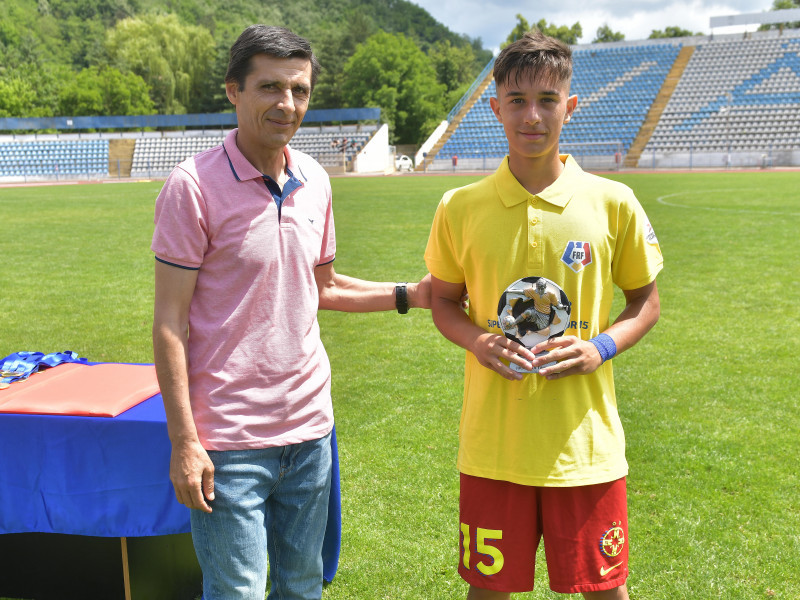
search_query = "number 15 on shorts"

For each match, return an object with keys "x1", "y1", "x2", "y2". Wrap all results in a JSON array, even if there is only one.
[{"x1": 461, "y1": 523, "x2": 504, "y2": 575}]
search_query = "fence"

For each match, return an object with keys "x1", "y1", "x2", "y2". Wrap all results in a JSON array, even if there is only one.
[
  {"x1": 636, "y1": 145, "x2": 797, "y2": 169},
  {"x1": 422, "y1": 141, "x2": 624, "y2": 173}
]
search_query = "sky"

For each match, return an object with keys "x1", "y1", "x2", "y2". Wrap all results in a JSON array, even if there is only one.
[{"x1": 407, "y1": 0, "x2": 778, "y2": 52}]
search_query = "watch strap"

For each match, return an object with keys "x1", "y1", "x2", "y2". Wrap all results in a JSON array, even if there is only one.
[{"x1": 395, "y1": 283, "x2": 409, "y2": 314}]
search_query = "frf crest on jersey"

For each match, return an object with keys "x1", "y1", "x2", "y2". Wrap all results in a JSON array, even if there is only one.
[{"x1": 561, "y1": 241, "x2": 592, "y2": 273}]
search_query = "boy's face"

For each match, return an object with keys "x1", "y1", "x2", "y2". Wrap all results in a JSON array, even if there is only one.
[{"x1": 490, "y1": 70, "x2": 577, "y2": 163}]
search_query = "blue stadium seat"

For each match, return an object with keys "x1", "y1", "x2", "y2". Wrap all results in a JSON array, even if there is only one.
[
  {"x1": 645, "y1": 36, "x2": 800, "y2": 153},
  {"x1": 0, "y1": 139, "x2": 110, "y2": 179},
  {"x1": 443, "y1": 42, "x2": 682, "y2": 159}
]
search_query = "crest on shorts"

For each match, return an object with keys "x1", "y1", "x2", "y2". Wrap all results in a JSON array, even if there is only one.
[
  {"x1": 599, "y1": 523, "x2": 626, "y2": 558},
  {"x1": 561, "y1": 241, "x2": 592, "y2": 273}
]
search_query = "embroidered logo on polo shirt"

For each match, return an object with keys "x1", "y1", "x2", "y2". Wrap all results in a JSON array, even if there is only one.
[
  {"x1": 644, "y1": 221, "x2": 659, "y2": 245},
  {"x1": 561, "y1": 241, "x2": 592, "y2": 273}
]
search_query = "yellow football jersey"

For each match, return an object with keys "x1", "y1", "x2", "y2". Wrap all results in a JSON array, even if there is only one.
[{"x1": 425, "y1": 155, "x2": 663, "y2": 486}]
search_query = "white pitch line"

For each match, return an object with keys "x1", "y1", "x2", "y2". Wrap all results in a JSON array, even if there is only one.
[{"x1": 655, "y1": 190, "x2": 800, "y2": 217}]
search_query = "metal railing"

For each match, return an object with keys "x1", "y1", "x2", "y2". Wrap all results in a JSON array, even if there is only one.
[{"x1": 447, "y1": 58, "x2": 496, "y2": 123}]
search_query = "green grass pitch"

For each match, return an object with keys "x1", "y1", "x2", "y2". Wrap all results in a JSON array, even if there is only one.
[{"x1": 1, "y1": 169, "x2": 798, "y2": 599}]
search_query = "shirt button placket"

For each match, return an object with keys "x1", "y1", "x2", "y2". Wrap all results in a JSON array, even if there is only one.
[{"x1": 528, "y1": 198, "x2": 543, "y2": 269}]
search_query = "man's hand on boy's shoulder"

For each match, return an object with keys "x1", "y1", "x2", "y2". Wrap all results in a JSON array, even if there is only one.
[{"x1": 530, "y1": 336, "x2": 603, "y2": 380}]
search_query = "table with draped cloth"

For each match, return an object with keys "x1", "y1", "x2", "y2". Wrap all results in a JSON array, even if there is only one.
[{"x1": 0, "y1": 362, "x2": 341, "y2": 600}]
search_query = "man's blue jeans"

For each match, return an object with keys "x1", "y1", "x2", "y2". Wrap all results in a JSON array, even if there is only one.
[{"x1": 191, "y1": 431, "x2": 333, "y2": 600}]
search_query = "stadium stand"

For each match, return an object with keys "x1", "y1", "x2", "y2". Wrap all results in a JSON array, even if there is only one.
[
  {"x1": 432, "y1": 42, "x2": 682, "y2": 170},
  {"x1": 130, "y1": 134, "x2": 224, "y2": 178},
  {"x1": 424, "y1": 28, "x2": 800, "y2": 170},
  {"x1": 0, "y1": 109, "x2": 383, "y2": 181},
  {"x1": 0, "y1": 139, "x2": 108, "y2": 179},
  {"x1": 129, "y1": 125, "x2": 379, "y2": 178},
  {"x1": 642, "y1": 34, "x2": 800, "y2": 163},
  {"x1": 3, "y1": 30, "x2": 800, "y2": 179},
  {"x1": 564, "y1": 43, "x2": 682, "y2": 159}
]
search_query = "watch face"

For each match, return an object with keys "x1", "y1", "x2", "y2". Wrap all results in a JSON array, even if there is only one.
[{"x1": 496, "y1": 276, "x2": 572, "y2": 373}]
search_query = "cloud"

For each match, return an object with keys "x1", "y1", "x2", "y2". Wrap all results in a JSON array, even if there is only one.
[{"x1": 409, "y1": 0, "x2": 776, "y2": 51}]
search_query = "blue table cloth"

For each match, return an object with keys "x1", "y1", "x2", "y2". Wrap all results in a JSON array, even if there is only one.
[{"x1": 0, "y1": 392, "x2": 341, "y2": 581}]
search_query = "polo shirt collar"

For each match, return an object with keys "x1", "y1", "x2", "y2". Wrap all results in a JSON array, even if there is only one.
[
  {"x1": 496, "y1": 154, "x2": 579, "y2": 209},
  {"x1": 222, "y1": 128, "x2": 308, "y2": 184}
]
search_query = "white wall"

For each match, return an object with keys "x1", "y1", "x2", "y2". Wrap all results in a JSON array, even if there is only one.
[
  {"x1": 415, "y1": 121, "x2": 448, "y2": 168},
  {"x1": 352, "y1": 123, "x2": 391, "y2": 174}
]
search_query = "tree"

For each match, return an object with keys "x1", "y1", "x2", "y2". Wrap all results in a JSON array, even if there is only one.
[
  {"x1": 429, "y1": 39, "x2": 481, "y2": 112},
  {"x1": 105, "y1": 13, "x2": 216, "y2": 114},
  {"x1": 352, "y1": 0, "x2": 475, "y2": 51},
  {"x1": 57, "y1": 14, "x2": 110, "y2": 69},
  {"x1": 468, "y1": 36, "x2": 493, "y2": 71},
  {"x1": 0, "y1": 77, "x2": 40, "y2": 118},
  {"x1": 649, "y1": 26, "x2": 701, "y2": 38},
  {"x1": 48, "y1": 0, "x2": 139, "y2": 25},
  {"x1": 310, "y1": 10, "x2": 377, "y2": 110},
  {"x1": 341, "y1": 31, "x2": 446, "y2": 144},
  {"x1": 503, "y1": 14, "x2": 531, "y2": 47},
  {"x1": 190, "y1": 38, "x2": 233, "y2": 114},
  {"x1": 58, "y1": 65, "x2": 154, "y2": 116},
  {"x1": 0, "y1": 0, "x2": 496, "y2": 120},
  {"x1": 593, "y1": 24, "x2": 624, "y2": 43},
  {"x1": 504, "y1": 16, "x2": 583, "y2": 46},
  {"x1": 535, "y1": 19, "x2": 582, "y2": 45},
  {"x1": 429, "y1": 39, "x2": 477, "y2": 93},
  {"x1": 0, "y1": 0, "x2": 64, "y2": 68},
  {"x1": 0, "y1": 61, "x2": 68, "y2": 119}
]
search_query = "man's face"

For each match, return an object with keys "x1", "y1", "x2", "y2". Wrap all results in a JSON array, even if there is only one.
[
  {"x1": 490, "y1": 71, "x2": 577, "y2": 162},
  {"x1": 226, "y1": 53, "x2": 312, "y2": 153}
]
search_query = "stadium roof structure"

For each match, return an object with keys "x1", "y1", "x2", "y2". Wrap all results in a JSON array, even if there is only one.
[
  {"x1": 0, "y1": 108, "x2": 381, "y2": 133},
  {"x1": 710, "y1": 8, "x2": 800, "y2": 29}
]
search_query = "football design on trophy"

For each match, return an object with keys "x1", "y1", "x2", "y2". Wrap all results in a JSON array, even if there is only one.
[{"x1": 497, "y1": 277, "x2": 572, "y2": 373}]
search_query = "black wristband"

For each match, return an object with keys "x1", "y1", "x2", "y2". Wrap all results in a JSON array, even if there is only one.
[{"x1": 395, "y1": 283, "x2": 409, "y2": 314}]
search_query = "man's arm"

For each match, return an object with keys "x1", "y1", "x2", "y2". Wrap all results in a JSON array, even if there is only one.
[
  {"x1": 152, "y1": 260, "x2": 215, "y2": 513},
  {"x1": 532, "y1": 280, "x2": 661, "y2": 380},
  {"x1": 430, "y1": 275, "x2": 535, "y2": 381},
  {"x1": 315, "y1": 261, "x2": 431, "y2": 312}
]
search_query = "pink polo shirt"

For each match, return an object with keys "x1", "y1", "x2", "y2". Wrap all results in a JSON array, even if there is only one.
[{"x1": 152, "y1": 129, "x2": 336, "y2": 450}]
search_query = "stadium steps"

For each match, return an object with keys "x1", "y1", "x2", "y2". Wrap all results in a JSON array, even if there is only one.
[
  {"x1": 417, "y1": 70, "x2": 495, "y2": 170},
  {"x1": 624, "y1": 45, "x2": 695, "y2": 168},
  {"x1": 109, "y1": 139, "x2": 135, "y2": 177}
]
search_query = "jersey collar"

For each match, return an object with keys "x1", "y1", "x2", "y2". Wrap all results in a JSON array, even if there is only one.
[
  {"x1": 496, "y1": 154, "x2": 579, "y2": 209},
  {"x1": 222, "y1": 128, "x2": 307, "y2": 183}
]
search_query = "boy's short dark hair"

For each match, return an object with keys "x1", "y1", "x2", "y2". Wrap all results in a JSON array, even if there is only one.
[
  {"x1": 225, "y1": 25, "x2": 322, "y2": 91},
  {"x1": 493, "y1": 30, "x2": 572, "y2": 89}
]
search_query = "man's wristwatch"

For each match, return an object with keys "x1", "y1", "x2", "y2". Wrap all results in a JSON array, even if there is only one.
[{"x1": 395, "y1": 282, "x2": 409, "y2": 314}]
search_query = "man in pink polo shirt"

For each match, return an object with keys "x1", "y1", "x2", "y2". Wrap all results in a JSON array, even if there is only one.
[{"x1": 151, "y1": 25, "x2": 430, "y2": 600}]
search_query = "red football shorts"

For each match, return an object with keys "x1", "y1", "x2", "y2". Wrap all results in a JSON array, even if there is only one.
[{"x1": 458, "y1": 473, "x2": 629, "y2": 594}]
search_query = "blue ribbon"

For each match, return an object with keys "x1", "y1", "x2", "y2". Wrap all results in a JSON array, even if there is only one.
[{"x1": 0, "y1": 351, "x2": 88, "y2": 387}]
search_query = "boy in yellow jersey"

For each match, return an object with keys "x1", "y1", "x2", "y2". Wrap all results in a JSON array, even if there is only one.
[{"x1": 424, "y1": 31, "x2": 663, "y2": 600}]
